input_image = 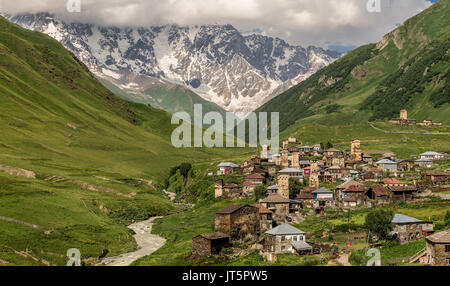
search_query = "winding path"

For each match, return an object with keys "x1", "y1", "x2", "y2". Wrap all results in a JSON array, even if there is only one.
[
  {"x1": 97, "y1": 217, "x2": 166, "y2": 266},
  {"x1": 369, "y1": 123, "x2": 450, "y2": 135}
]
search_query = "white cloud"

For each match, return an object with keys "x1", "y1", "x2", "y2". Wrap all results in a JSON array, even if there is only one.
[{"x1": 0, "y1": 0, "x2": 435, "y2": 48}]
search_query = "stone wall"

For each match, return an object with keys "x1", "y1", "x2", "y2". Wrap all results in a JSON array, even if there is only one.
[
  {"x1": 215, "y1": 206, "x2": 260, "y2": 241},
  {"x1": 427, "y1": 241, "x2": 450, "y2": 266}
]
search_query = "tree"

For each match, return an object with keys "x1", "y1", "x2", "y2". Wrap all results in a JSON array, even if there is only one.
[
  {"x1": 320, "y1": 142, "x2": 325, "y2": 150},
  {"x1": 254, "y1": 184, "x2": 267, "y2": 201},
  {"x1": 326, "y1": 141, "x2": 334, "y2": 149},
  {"x1": 179, "y1": 163, "x2": 192, "y2": 178},
  {"x1": 365, "y1": 209, "x2": 394, "y2": 241},
  {"x1": 289, "y1": 178, "x2": 303, "y2": 196},
  {"x1": 445, "y1": 211, "x2": 450, "y2": 227}
]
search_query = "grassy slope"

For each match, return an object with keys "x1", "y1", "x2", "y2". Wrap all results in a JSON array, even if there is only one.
[
  {"x1": 256, "y1": 1, "x2": 449, "y2": 141},
  {"x1": 0, "y1": 16, "x2": 248, "y2": 265},
  {"x1": 99, "y1": 78, "x2": 228, "y2": 120}
]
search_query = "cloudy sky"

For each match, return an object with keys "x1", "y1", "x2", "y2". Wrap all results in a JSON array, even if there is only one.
[{"x1": 0, "y1": 0, "x2": 439, "y2": 51}]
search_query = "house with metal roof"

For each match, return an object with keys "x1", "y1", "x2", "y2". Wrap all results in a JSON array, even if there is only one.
[
  {"x1": 420, "y1": 151, "x2": 444, "y2": 161},
  {"x1": 426, "y1": 229, "x2": 450, "y2": 266},
  {"x1": 263, "y1": 224, "x2": 312, "y2": 254},
  {"x1": 391, "y1": 214, "x2": 434, "y2": 244},
  {"x1": 415, "y1": 157, "x2": 433, "y2": 168},
  {"x1": 217, "y1": 162, "x2": 240, "y2": 175},
  {"x1": 376, "y1": 159, "x2": 398, "y2": 173}
]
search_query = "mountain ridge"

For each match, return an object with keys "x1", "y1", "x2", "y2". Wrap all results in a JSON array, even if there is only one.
[{"x1": 4, "y1": 12, "x2": 341, "y2": 117}]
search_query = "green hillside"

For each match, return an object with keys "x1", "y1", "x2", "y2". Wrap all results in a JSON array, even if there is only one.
[
  {"x1": 99, "y1": 78, "x2": 228, "y2": 121},
  {"x1": 0, "y1": 16, "x2": 247, "y2": 266},
  {"x1": 256, "y1": 0, "x2": 450, "y2": 131}
]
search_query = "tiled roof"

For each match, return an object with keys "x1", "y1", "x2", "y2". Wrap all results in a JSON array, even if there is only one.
[
  {"x1": 296, "y1": 193, "x2": 314, "y2": 200},
  {"x1": 260, "y1": 194, "x2": 290, "y2": 203},
  {"x1": 252, "y1": 204, "x2": 273, "y2": 214},
  {"x1": 343, "y1": 197, "x2": 357, "y2": 202},
  {"x1": 265, "y1": 224, "x2": 305, "y2": 236},
  {"x1": 345, "y1": 185, "x2": 366, "y2": 192},
  {"x1": 371, "y1": 185, "x2": 388, "y2": 196},
  {"x1": 381, "y1": 178, "x2": 402, "y2": 185},
  {"x1": 242, "y1": 181, "x2": 255, "y2": 187},
  {"x1": 388, "y1": 186, "x2": 418, "y2": 192},
  {"x1": 336, "y1": 179, "x2": 362, "y2": 190},
  {"x1": 424, "y1": 170, "x2": 449, "y2": 176},
  {"x1": 426, "y1": 229, "x2": 450, "y2": 243},
  {"x1": 246, "y1": 173, "x2": 265, "y2": 180}
]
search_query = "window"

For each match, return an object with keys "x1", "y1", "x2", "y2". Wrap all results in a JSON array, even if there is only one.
[
  {"x1": 293, "y1": 236, "x2": 298, "y2": 242},
  {"x1": 446, "y1": 258, "x2": 450, "y2": 265},
  {"x1": 446, "y1": 245, "x2": 450, "y2": 253},
  {"x1": 281, "y1": 246, "x2": 286, "y2": 251},
  {"x1": 281, "y1": 236, "x2": 286, "y2": 242}
]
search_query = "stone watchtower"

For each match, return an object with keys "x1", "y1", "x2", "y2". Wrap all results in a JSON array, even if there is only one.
[
  {"x1": 351, "y1": 140, "x2": 362, "y2": 162},
  {"x1": 215, "y1": 180, "x2": 224, "y2": 199},
  {"x1": 291, "y1": 151, "x2": 300, "y2": 170},
  {"x1": 309, "y1": 160, "x2": 320, "y2": 189},
  {"x1": 281, "y1": 149, "x2": 289, "y2": 169},
  {"x1": 277, "y1": 174, "x2": 290, "y2": 199},
  {"x1": 400, "y1": 109, "x2": 408, "y2": 120}
]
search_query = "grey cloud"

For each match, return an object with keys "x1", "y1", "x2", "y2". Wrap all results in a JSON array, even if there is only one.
[{"x1": 0, "y1": 0, "x2": 434, "y2": 47}]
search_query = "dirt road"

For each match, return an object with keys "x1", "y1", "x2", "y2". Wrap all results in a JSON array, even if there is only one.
[{"x1": 98, "y1": 217, "x2": 166, "y2": 266}]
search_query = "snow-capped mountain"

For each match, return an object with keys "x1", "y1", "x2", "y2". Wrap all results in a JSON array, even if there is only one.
[{"x1": 5, "y1": 13, "x2": 341, "y2": 117}]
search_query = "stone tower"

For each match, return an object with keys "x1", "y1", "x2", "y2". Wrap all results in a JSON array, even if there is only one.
[
  {"x1": 281, "y1": 149, "x2": 289, "y2": 169},
  {"x1": 351, "y1": 140, "x2": 362, "y2": 162},
  {"x1": 277, "y1": 174, "x2": 290, "y2": 199},
  {"x1": 309, "y1": 160, "x2": 320, "y2": 189},
  {"x1": 400, "y1": 109, "x2": 408, "y2": 120},
  {"x1": 214, "y1": 180, "x2": 224, "y2": 199},
  {"x1": 291, "y1": 151, "x2": 300, "y2": 170}
]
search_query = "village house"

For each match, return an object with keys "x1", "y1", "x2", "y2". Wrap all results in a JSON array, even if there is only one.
[
  {"x1": 313, "y1": 187, "x2": 335, "y2": 208},
  {"x1": 324, "y1": 148, "x2": 342, "y2": 157},
  {"x1": 388, "y1": 185, "x2": 419, "y2": 202},
  {"x1": 381, "y1": 152, "x2": 397, "y2": 161},
  {"x1": 261, "y1": 162, "x2": 279, "y2": 177},
  {"x1": 260, "y1": 194, "x2": 290, "y2": 224},
  {"x1": 318, "y1": 170, "x2": 334, "y2": 184},
  {"x1": 415, "y1": 158, "x2": 433, "y2": 168},
  {"x1": 389, "y1": 110, "x2": 417, "y2": 125},
  {"x1": 422, "y1": 170, "x2": 450, "y2": 185},
  {"x1": 215, "y1": 180, "x2": 244, "y2": 199},
  {"x1": 391, "y1": 214, "x2": 434, "y2": 244},
  {"x1": 278, "y1": 168, "x2": 303, "y2": 181},
  {"x1": 376, "y1": 159, "x2": 398, "y2": 174},
  {"x1": 242, "y1": 181, "x2": 256, "y2": 195},
  {"x1": 217, "y1": 162, "x2": 240, "y2": 175},
  {"x1": 336, "y1": 179, "x2": 363, "y2": 199},
  {"x1": 295, "y1": 192, "x2": 315, "y2": 209},
  {"x1": 252, "y1": 204, "x2": 274, "y2": 233},
  {"x1": 303, "y1": 166, "x2": 311, "y2": 177},
  {"x1": 192, "y1": 233, "x2": 231, "y2": 257},
  {"x1": 299, "y1": 160, "x2": 311, "y2": 169},
  {"x1": 343, "y1": 197, "x2": 358, "y2": 208},
  {"x1": 420, "y1": 151, "x2": 444, "y2": 161},
  {"x1": 362, "y1": 154, "x2": 373, "y2": 164},
  {"x1": 425, "y1": 229, "x2": 450, "y2": 266},
  {"x1": 417, "y1": 119, "x2": 443, "y2": 127},
  {"x1": 263, "y1": 224, "x2": 312, "y2": 255},
  {"x1": 360, "y1": 171, "x2": 376, "y2": 181},
  {"x1": 397, "y1": 160, "x2": 415, "y2": 172},
  {"x1": 214, "y1": 205, "x2": 260, "y2": 241},
  {"x1": 341, "y1": 185, "x2": 367, "y2": 207},
  {"x1": 245, "y1": 173, "x2": 265, "y2": 185},
  {"x1": 365, "y1": 185, "x2": 390, "y2": 204}
]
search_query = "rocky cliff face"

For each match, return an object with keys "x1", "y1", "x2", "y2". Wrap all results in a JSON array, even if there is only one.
[{"x1": 6, "y1": 13, "x2": 341, "y2": 117}]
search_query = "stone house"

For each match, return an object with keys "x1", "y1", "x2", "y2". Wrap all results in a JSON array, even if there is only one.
[
  {"x1": 245, "y1": 173, "x2": 265, "y2": 185},
  {"x1": 313, "y1": 187, "x2": 335, "y2": 208},
  {"x1": 362, "y1": 154, "x2": 373, "y2": 164},
  {"x1": 391, "y1": 214, "x2": 434, "y2": 244},
  {"x1": 388, "y1": 186, "x2": 419, "y2": 202},
  {"x1": 217, "y1": 162, "x2": 240, "y2": 175},
  {"x1": 343, "y1": 197, "x2": 357, "y2": 208},
  {"x1": 336, "y1": 179, "x2": 363, "y2": 198},
  {"x1": 425, "y1": 229, "x2": 450, "y2": 266},
  {"x1": 242, "y1": 181, "x2": 256, "y2": 195},
  {"x1": 192, "y1": 233, "x2": 230, "y2": 256},
  {"x1": 215, "y1": 205, "x2": 260, "y2": 241},
  {"x1": 260, "y1": 194, "x2": 290, "y2": 224},
  {"x1": 263, "y1": 224, "x2": 311, "y2": 254},
  {"x1": 215, "y1": 180, "x2": 244, "y2": 199},
  {"x1": 398, "y1": 160, "x2": 415, "y2": 172},
  {"x1": 341, "y1": 185, "x2": 367, "y2": 206},
  {"x1": 415, "y1": 158, "x2": 433, "y2": 168},
  {"x1": 420, "y1": 151, "x2": 444, "y2": 161},
  {"x1": 278, "y1": 168, "x2": 303, "y2": 181},
  {"x1": 252, "y1": 204, "x2": 274, "y2": 233},
  {"x1": 360, "y1": 171, "x2": 375, "y2": 181},
  {"x1": 267, "y1": 184, "x2": 279, "y2": 195},
  {"x1": 422, "y1": 170, "x2": 450, "y2": 185},
  {"x1": 365, "y1": 185, "x2": 390, "y2": 204},
  {"x1": 376, "y1": 159, "x2": 398, "y2": 174},
  {"x1": 296, "y1": 192, "x2": 315, "y2": 209},
  {"x1": 380, "y1": 178, "x2": 405, "y2": 187}
]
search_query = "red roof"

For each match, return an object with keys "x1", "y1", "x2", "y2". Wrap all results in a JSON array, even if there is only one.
[
  {"x1": 296, "y1": 193, "x2": 314, "y2": 200},
  {"x1": 245, "y1": 173, "x2": 265, "y2": 180},
  {"x1": 343, "y1": 197, "x2": 357, "y2": 202},
  {"x1": 242, "y1": 181, "x2": 255, "y2": 187},
  {"x1": 381, "y1": 178, "x2": 402, "y2": 185},
  {"x1": 304, "y1": 166, "x2": 311, "y2": 170}
]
